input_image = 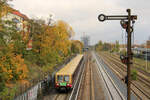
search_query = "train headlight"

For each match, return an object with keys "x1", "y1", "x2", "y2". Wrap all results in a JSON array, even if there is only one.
[{"x1": 56, "y1": 83, "x2": 59, "y2": 86}]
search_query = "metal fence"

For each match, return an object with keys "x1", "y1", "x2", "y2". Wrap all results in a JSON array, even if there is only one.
[{"x1": 14, "y1": 83, "x2": 40, "y2": 100}]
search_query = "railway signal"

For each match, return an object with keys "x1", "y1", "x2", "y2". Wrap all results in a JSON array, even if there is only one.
[
  {"x1": 120, "y1": 55, "x2": 128, "y2": 64},
  {"x1": 98, "y1": 9, "x2": 137, "y2": 100}
]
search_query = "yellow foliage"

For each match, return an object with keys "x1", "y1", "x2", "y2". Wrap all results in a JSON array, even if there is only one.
[
  {"x1": 0, "y1": 2, "x2": 12, "y2": 18},
  {"x1": 0, "y1": 54, "x2": 28, "y2": 82},
  {"x1": 57, "y1": 20, "x2": 75, "y2": 38},
  {"x1": 18, "y1": 80, "x2": 30, "y2": 86},
  {"x1": 72, "y1": 40, "x2": 83, "y2": 53},
  {"x1": 39, "y1": 21, "x2": 73, "y2": 57},
  {"x1": 11, "y1": 55, "x2": 28, "y2": 80},
  {"x1": 0, "y1": 1, "x2": 13, "y2": 31}
]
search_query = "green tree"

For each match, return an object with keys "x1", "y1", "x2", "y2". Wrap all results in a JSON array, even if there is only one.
[
  {"x1": 102, "y1": 42, "x2": 111, "y2": 51},
  {"x1": 115, "y1": 40, "x2": 120, "y2": 52},
  {"x1": 96, "y1": 40, "x2": 103, "y2": 51},
  {"x1": 0, "y1": 18, "x2": 28, "y2": 93},
  {"x1": 71, "y1": 40, "x2": 83, "y2": 54}
]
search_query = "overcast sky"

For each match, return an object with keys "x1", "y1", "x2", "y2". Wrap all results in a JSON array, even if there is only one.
[{"x1": 10, "y1": 0, "x2": 150, "y2": 45}]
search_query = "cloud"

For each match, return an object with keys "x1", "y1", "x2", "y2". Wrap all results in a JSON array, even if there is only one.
[{"x1": 10, "y1": 0, "x2": 150, "y2": 45}]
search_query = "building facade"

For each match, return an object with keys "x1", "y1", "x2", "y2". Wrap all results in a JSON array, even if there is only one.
[
  {"x1": 1, "y1": 9, "x2": 32, "y2": 50},
  {"x1": 2, "y1": 10, "x2": 29, "y2": 36}
]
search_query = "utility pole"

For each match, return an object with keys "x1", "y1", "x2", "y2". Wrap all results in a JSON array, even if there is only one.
[
  {"x1": 81, "y1": 34, "x2": 90, "y2": 49},
  {"x1": 98, "y1": 9, "x2": 137, "y2": 100}
]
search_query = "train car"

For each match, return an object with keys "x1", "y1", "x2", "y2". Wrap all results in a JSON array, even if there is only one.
[
  {"x1": 132, "y1": 48, "x2": 150, "y2": 60},
  {"x1": 55, "y1": 54, "x2": 83, "y2": 91}
]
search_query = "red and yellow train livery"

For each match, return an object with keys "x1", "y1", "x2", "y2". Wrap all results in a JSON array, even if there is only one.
[{"x1": 55, "y1": 54, "x2": 83, "y2": 91}]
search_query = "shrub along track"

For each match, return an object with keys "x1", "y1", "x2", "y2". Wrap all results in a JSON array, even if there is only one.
[{"x1": 98, "y1": 52, "x2": 150, "y2": 100}]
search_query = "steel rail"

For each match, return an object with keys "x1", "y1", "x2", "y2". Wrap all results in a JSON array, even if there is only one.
[
  {"x1": 102, "y1": 52, "x2": 150, "y2": 89},
  {"x1": 74, "y1": 55, "x2": 87, "y2": 100},
  {"x1": 93, "y1": 52, "x2": 126, "y2": 100},
  {"x1": 102, "y1": 52, "x2": 150, "y2": 88},
  {"x1": 99, "y1": 53, "x2": 142, "y2": 99},
  {"x1": 106, "y1": 53, "x2": 150, "y2": 77},
  {"x1": 69, "y1": 54, "x2": 86, "y2": 100},
  {"x1": 100, "y1": 52, "x2": 150, "y2": 99}
]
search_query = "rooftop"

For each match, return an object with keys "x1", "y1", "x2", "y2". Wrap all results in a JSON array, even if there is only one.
[{"x1": 11, "y1": 10, "x2": 28, "y2": 20}]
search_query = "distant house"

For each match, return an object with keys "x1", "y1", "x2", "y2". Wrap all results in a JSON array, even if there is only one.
[
  {"x1": 2, "y1": 10, "x2": 29, "y2": 36},
  {"x1": 146, "y1": 40, "x2": 150, "y2": 48},
  {"x1": 1, "y1": 8, "x2": 32, "y2": 50},
  {"x1": 119, "y1": 44, "x2": 126, "y2": 52}
]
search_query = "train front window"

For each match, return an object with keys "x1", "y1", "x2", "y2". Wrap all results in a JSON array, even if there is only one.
[
  {"x1": 57, "y1": 75, "x2": 63, "y2": 82},
  {"x1": 64, "y1": 75, "x2": 69, "y2": 82}
]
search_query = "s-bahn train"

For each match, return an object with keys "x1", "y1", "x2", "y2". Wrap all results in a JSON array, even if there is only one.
[{"x1": 55, "y1": 54, "x2": 83, "y2": 91}]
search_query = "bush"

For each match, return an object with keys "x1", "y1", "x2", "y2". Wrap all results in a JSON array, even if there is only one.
[
  {"x1": 93, "y1": 60, "x2": 96, "y2": 63},
  {"x1": 131, "y1": 69, "x2": 137, "y2": 80},
  {"x1": 0, "y1": 86, "x2": 17, "y2": 100}
]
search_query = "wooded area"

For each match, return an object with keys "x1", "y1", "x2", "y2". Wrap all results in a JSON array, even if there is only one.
[{"x1": 0, "y1": 0, "x2": 83, "y2": 99}]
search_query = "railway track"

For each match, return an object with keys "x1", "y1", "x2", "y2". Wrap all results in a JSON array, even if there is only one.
[
  {"x1": 104, "y1": 53, "x2": 150, "y2": 88},
  {"x1": 101, "y1": 52, "x2": 150, "y2": 88},
  {"x1": 98, "y1": 53, "x2": 143, "y2": 99},
  {"x1": 99, "y1": 52, "x2": 150, "y2": 100},
  {"x1": 93, "y1": 52, "x2": 126, "y2": 100},
  {"x1": 77, "y1": 58, "x2": 90, "y2": 100},
  {"x1": 70, "y1": 52, "x2": 107, "y2": 100},
  {"x1": 69, "y1": 53, "x2": 88, "y2": 100},
  {"x1": 54, "y1": 93, "x2": 69, "y2": 100},
  {"x1": 76, "y1": 56, "x2": 93, "y2": 100},
  {"x1": 109, "y1": 53, "x2": 150, "y2": 77}
]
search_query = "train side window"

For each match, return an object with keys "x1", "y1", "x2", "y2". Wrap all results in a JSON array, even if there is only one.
[
  {"x1": 64, "y1": 75, "x2": 69, "y2": 82},
  {"x1": 57, "y1": 75, "x2": 63, "y2": 82}
]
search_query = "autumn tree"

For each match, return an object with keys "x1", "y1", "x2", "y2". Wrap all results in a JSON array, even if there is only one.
[
  {"x1": 110, "y1": 40, "x2": 120, "y2": 53},
  {"x1": 0, "y1": 2, "x2": 28, "y2": 96},
  {"x1": 95, "y1": 41, "x2": 112, "y2": 51},
  {"x1": 0, "y1": 3, "x2": 79, "y2": 98},
  {"x1": 71, "y1": 40, "x2": 83, "y2": 54},
  {"x1": 26, "y1": 19, "x2": 75, "y2": 67},
  {"x1": 95, "y1": 40, "x2": 103, "y2": 51},
  {"x1": 0, "y1": 21, "x2": 28, "y2": 78},
  {"x1": 38, "y1": 20, "x2": 74, "y2": 66},
  {"x1": 115, "y1": 40, "x2": 120, "y2": 52}
]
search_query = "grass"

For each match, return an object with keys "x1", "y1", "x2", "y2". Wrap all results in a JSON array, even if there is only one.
[
  {"x1": 133, "y1": 57, "x2": 150, "y2": 72},
  {"x1": 131, "y1": 69, "x2": 137, "y2": 80}
]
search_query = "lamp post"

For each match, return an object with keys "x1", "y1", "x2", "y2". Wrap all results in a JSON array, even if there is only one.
[{"x1": 98, "y1": 9, "x2": 137, "y2": 100}]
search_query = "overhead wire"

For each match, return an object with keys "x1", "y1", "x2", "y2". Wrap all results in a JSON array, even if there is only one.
[
  {"x1": 125, "y1": 29, "x2": 127, "y2": 56},
  {"x1": 120, "y1": 22, "x2": 127, "y2": 56},
  {"x1": 132, "y1": 20, "x2": 135, "y2": 48},
  {"x1": 131, "y1": 20, "x2": 135, "y2": 64}
]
